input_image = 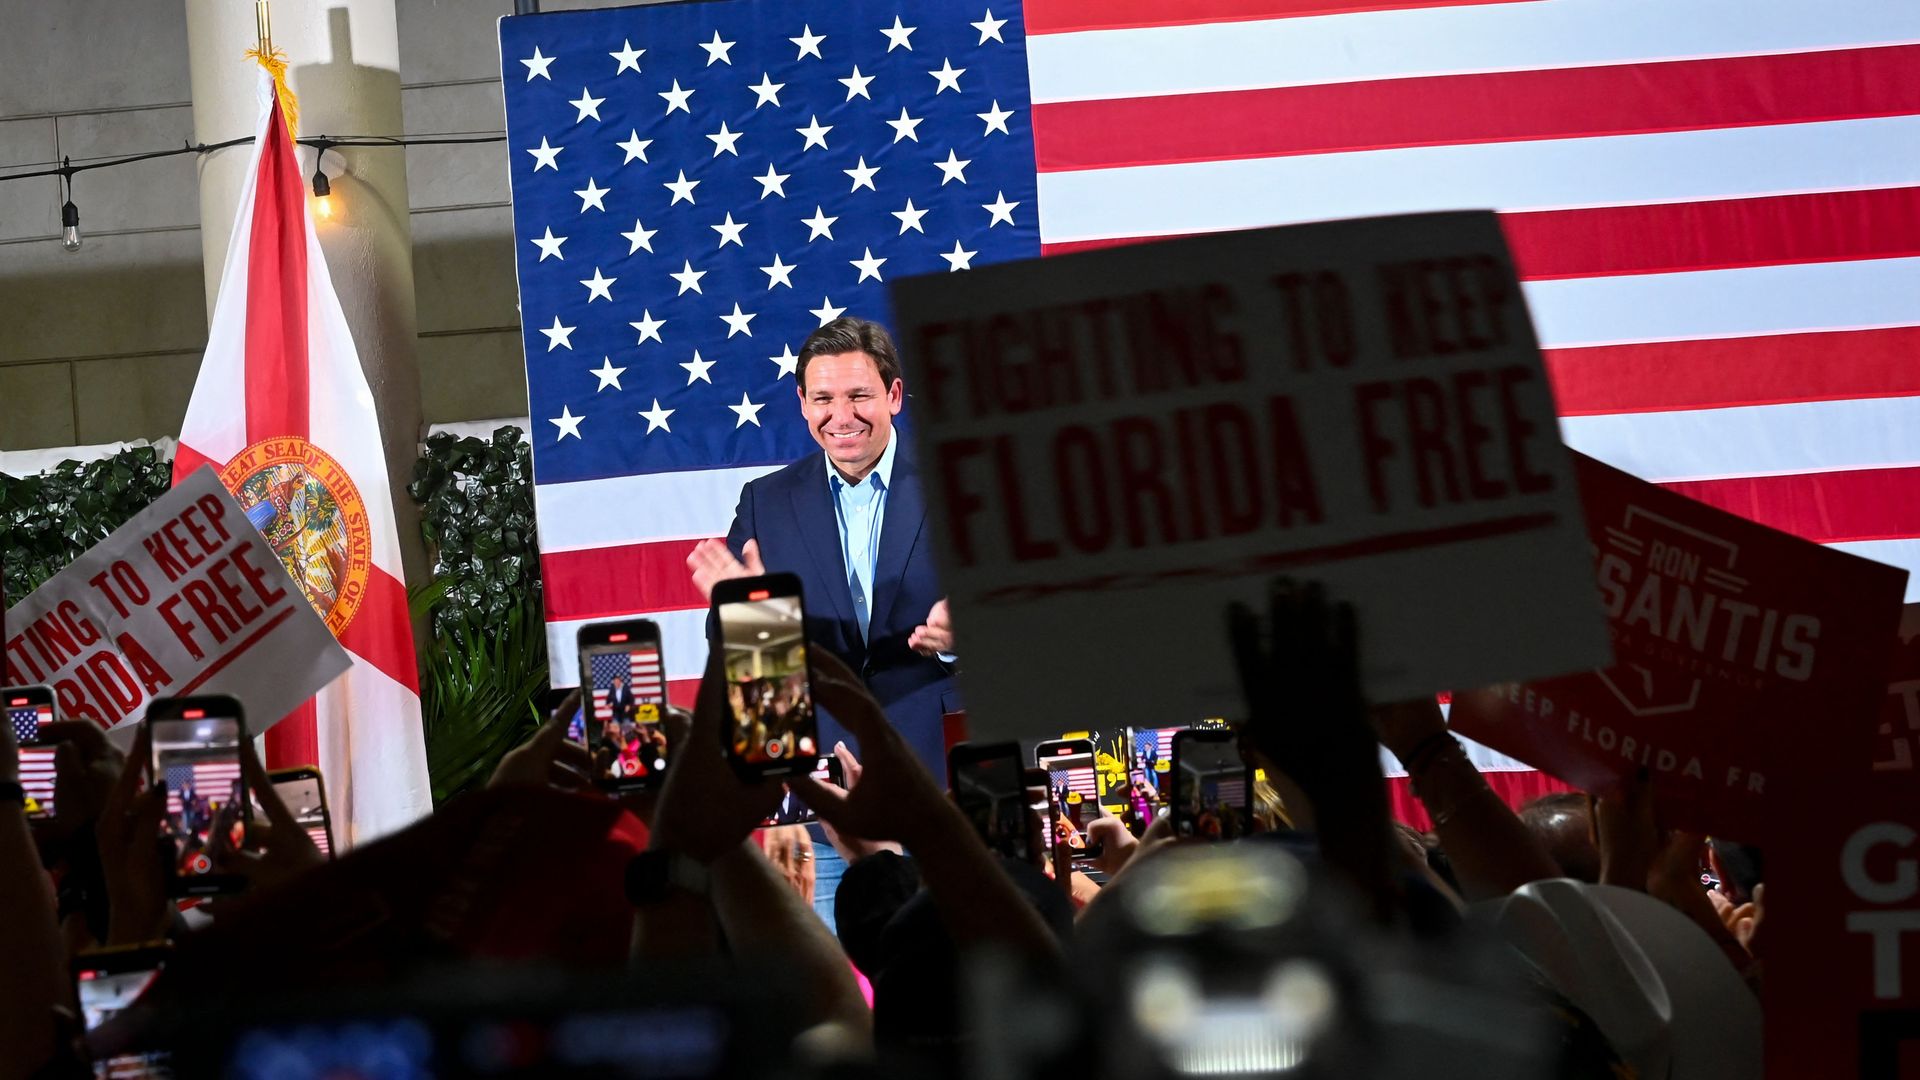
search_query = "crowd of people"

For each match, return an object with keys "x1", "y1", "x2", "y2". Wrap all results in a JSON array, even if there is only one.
[{"x1": 0, "y1": 580, "x2": 1768, "y2": 1079}]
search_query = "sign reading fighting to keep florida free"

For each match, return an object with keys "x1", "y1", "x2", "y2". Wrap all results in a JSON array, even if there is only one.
[
  {"x1": 1448, "y1": 454, "x2": 1909, "y2": 839},
  {"x1": 890, "y1": 211, "x2": 1609, "y2": 739},
  {"x1": 1, "y1": 467, "x2": 351, "y2": 736}
]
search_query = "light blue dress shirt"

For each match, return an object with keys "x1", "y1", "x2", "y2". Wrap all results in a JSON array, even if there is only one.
[{"x1": 828, "y1": 434, "x2": 898, "y2": 644}]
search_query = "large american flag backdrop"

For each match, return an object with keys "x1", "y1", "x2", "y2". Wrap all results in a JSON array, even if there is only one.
[{"x1": 501, "y1": 0, "x2": 1920, "y2": 730}]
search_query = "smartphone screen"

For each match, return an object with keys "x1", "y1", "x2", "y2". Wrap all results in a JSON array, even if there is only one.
[
  {"x1": 577, "y1": 622, "x2": 671, "y2": 789},
  {"x1": 1035, "y1": 738, "x2": 1098, "y2": 829},
  {"x1": 149, "y1": 707, "x2": 248, "y2": 894},
  {"x1": 1173, "y1": 732, "x2": 1255, "y2": 840},
  {"x1": 5, "y1": 687, "x2": 57, "y2": 819},
  {"x1": 761, "y1": 756, "x2": 841, "y2": 827},
  {"x1": 267, "y1": 772, "x2": 334, "y2": 858},
  {"x1": 75, "y1": 947, "x2": 172, "y2": 1078},
  {"x1": 952, "y1": 744, "x2": 1031, "y2": 863},
  {"x1": 715, "y1": 577, "x2": 817, "y2": 776}
]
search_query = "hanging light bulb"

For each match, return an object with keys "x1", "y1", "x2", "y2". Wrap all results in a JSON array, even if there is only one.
[
  {"x1": 61, "y1": 199, "x2": 81, "y2": 252},
  {"x1": 310, "y1": 142, "x2": 333, "y2": 218},
  {"x1": 59, "y1": 158, "x2": 81, "y2": 252}
]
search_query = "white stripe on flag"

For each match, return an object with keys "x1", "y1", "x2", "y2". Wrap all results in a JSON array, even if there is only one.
[
  {"x1": 1026, "y1": 0, "x2": 1920, "y2": 102},
  {"x1": 1560, "y1": 397, "x2": 1920, "y2": 483},
  {"x1": 1827, "y1": 540, "x2": 1920, "y2": 601},
  {"x1": 533, "y1": 464, "x2": 781, "y2": 554},
  {"x1": 1522, "y1": 256, "x2": 1920, "y2": 348},
  {"x1": 1034, "y1": 116, "x2": 1920, "y2": 241}
]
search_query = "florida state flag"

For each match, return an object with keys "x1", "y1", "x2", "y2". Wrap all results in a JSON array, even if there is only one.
[{"x1": 175, "y1": 72, "x2": 430, "y2": 845}]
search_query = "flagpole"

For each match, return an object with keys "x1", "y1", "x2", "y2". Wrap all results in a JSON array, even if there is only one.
[{"x1": 255, "y1": 1, "x2": 272, "y2": 56}]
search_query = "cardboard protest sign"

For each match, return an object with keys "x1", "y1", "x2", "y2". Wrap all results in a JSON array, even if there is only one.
[
  {"x1": 1765, "y1": 618, "x2": 1920, "y2": 1078},
  {"x1": 890, "y1": 211, "x2": 1606, "y2": 740},
  {"x1": 1, "y1": 467, "x2": 350, "y2": 735},
  {"x1": 1449, "y1": 454, "x2": 1909, "y2": 838}
]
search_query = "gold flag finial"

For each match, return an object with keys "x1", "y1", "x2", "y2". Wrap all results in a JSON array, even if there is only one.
[{"x1": 245, "y1": 0, "x2": 301, "y2": 139}]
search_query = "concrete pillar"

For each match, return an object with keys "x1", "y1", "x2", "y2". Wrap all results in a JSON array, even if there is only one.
[{"x1": 184, "y1": 0, "x2": 429, "y2": 596}]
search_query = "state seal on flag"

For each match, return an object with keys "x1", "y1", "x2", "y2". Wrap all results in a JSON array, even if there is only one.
[{"x1": 220, "y1": 439, "x2": 373, "y2": 637}]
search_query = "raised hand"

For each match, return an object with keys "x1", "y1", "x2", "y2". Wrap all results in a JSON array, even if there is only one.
[
  {"x1": 808, "y1": 741, "x2": 902, "y2": 863},
  {"x1": 39, "y1": 720, "x2": 124, "y2": 852},
  {"x1": 490, "y1": 690, "x2": 594, "y2": 792},
  {"x1": 762, "y1": 824, "x2": 816, "y2": 904},
  {"x1": 908, "y1": 598, "x2": 955, "y2": 657},
  {"x1": 647, "y1": 655, "x2": 785, "y2": 863},
  {"x1": 95, "y1": 724, "x2": 169, "y2": 946},
  {"x1": 1225, "y1": 578, "x2": 1379, "y2": 801},
  {"x1": 786, "y1": 650, "x2": 949, "y2": 849},
  {"x1": 207, "y1": 735, "x2": 323, "y2": 903},
  {"x1": 1227, "y1": 577, "x2": 1398, "y2": 920},
  {"x1": 686, "y1": 538, "x2": 765, "y2": 602}
]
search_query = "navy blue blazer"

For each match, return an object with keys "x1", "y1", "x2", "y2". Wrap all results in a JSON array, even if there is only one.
[{"x1": 721, "y1": 449, "x2": 959, "y2": 771}]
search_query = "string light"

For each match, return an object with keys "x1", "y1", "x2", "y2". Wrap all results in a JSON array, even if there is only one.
[
  {"x1": 59, "y1": 158, "x2": 80, "y2": 253},
  {"x1": 0, "y1": 132, "x2": 504, "y2": 247},
  {"x1": 311, "y1": 140, "x2": 334, "y2": 217}
]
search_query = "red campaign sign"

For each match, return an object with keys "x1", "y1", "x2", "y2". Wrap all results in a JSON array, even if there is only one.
[
  {"x1": 1766, "y1": 620, "x2": 1920, "y2": 1079},
  {"x1": 1448, "y1": 453, "x2": 1908, "y2": 839}
]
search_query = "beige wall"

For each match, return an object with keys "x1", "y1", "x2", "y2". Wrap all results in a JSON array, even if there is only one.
[{"x1": 0, "y1": 0, "x2": 637, "y2": 453}]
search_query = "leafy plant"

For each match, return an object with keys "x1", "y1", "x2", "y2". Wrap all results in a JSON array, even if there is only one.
[
  {"x1": 407, "y1": 426, "x2": 550, "y2": 799},
  {"x1": 414, "y1": 585, "x2": 549, "y2": 802},
  {"x1": 1, "y1": 447, "x2": 172, "y2": 601},
  {"x1": 407, "y1": 427, "x2": 542, "y2": 641}
]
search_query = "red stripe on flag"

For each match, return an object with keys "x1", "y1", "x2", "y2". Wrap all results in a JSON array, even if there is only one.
[
  {"x1": 244, "y1": 96, "x2": 315, "y2": 770},
  {"x1": 666, "y1": 677, "x2": 700, "y2": 711},
  {"x1": 1504, "y1": 187, "x2": 1920, "y2": 281},
  {"x1": 337, "y1": 566, "x2": 420, "y2": 694},
  {"x1": 1031, "y1": 45, "x2": 1920, "y2": 171},
  {"x1": 1042, "y1": 234, "x2": 1176, "y2": 257},
  {"x1": 1660, "y1": 466, "x2": 1920, "y2": 546},
  {"x1": 1024, "y1": 0, "x2": 1536, "y2": 35},
  {"x1": 1543, "y1": 327, "x2": 1920, "y2": 416},
  {"x1": 267, "y1": 700, "x2": 318, "y2": 772},
  {"x1": 1389, "y1": 770, "x2": 1572, "y2": 830},
  {"x1": 244, "y1": 97, "x2": 311, "y2": 442},
  {"x1": 542, "y1": 539, "x2": 710, "y2": 622},
  {"x1": 171, "y1": 441, "x2": 219, "y2": 487}
]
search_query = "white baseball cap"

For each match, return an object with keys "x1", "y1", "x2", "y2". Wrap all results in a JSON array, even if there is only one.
[{"x1": 1479, "y1": 878, "x2": 1760, "y2": 1080}]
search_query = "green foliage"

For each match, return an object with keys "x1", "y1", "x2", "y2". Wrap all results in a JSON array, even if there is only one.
[
  {"x1": 415, "y1": 593, "x2": 548, "y2": 803},
  {"x1": 407, "y1": 427, "x2": 542, "y2": 641},
  {"x1": 0, "y1": 447, "x2": 172, "y2": 602},
  {"x1": 407, "y1": 426, "x2": 550, "y2": 801}
]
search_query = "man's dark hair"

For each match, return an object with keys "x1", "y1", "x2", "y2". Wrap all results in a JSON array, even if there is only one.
[
  {"x1": 796, "y1": 316, "x2": 903, "y2": 391},
  {"x1": 1518, "y1": 791, "x2": 1600, "y2": 883}
]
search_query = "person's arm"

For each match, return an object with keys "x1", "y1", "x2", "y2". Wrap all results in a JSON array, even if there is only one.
[
  {"x1": 1226, "y1": 580, "x2": 1400, "y2": 922},
  {"x1": 0, "y1": 709, "x2": 71, "y2": 1080},
  {"x1": 94, "y1": 725, "x2": 170, "y2": 947},
  {"x1": 633, "y1": 657, "x2": 786, "y2": 968},
  {"x1": 708, "y1": 841, "x2": 871, "y2": 1037},
  {"x1": 790, "y1": 651, "x2": 1059, "y2": 961},
  {"x1": 1375, "y1": 698, "x2": 1562, "y2": 902}
]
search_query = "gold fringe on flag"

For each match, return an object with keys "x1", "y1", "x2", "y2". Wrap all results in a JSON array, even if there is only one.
[{"x1": 245, "y1": 46, "x2": 300, "y2": 139}]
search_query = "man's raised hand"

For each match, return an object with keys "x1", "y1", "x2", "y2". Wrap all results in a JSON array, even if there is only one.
[
  {"x1": 908, "y1": 597, "x2": 954, "y2": 657},
  {"x1": 687, "y1": 538, "x2": 765, "y2": 601}
]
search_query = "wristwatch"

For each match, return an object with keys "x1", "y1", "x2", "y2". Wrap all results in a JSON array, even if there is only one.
[{"x1": 625, "y1": 849, "x2": 712, "y2": 906}]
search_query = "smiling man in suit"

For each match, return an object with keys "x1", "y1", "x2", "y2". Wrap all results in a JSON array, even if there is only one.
[{"x1": 686, "y1": 316, "x2": 958, "y2": 774}]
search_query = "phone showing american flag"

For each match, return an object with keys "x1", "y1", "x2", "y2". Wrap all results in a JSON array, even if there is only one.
[
  {"x1": 146, "y1": 696, "x2": 250, "y2": 897},
  {"x1": 6, "y1": 686, "x2": 57, "y2": 820}
]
